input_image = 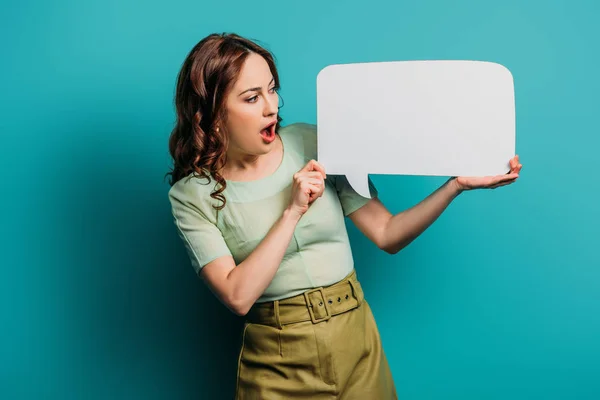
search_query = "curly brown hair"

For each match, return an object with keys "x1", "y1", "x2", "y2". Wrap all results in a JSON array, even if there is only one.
[{"x1": 166, "y1": 33, "x2": 283, "y2": 210}]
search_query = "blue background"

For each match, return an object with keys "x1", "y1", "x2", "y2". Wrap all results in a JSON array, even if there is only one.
[{"x1": 2, "y1": 0, "x2": 599, "y2": 398}]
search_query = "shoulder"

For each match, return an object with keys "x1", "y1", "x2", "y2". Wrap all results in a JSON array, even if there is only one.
[
  {"x1": 168, "y1": 172, "x2": 220, "y2": 222},
  {"x1": 279, "y1": 122, "x2": 317, "y2": 141},
  {"x1": 278, "y1": 122, "x2": 318, "y2": 161}
]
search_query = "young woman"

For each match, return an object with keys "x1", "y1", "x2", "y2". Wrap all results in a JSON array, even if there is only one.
[{"x1": 167, "y1": 32, "x2": 522, "y2": 399}]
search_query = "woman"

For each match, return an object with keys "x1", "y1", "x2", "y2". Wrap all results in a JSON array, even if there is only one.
[{"x1": 167, "y1": 33, "x2": 522, "y2": 400}]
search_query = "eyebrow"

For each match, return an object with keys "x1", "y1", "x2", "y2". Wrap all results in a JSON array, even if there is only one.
[{"x1": 238, "y1": 77, "x2": 275, "y2": 96}]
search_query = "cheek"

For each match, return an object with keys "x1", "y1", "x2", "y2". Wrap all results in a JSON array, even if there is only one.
[
  {"x1": 235, "y1": 108, "x2": 258, "y2": 125},
  {"x1": 225, "y1": 107, "x2": 260, "y2": 139}
]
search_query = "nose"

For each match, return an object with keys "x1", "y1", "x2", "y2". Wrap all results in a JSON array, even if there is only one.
[{"x1": 263, "y1": 91, "x2": 278, "y2": 117}]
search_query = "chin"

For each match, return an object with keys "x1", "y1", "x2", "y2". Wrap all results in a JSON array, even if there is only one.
[
  {"x1": 257, "y1": 146, "x2": 273, "y2": 155},
  {"x1": 244, "y1": 144, "x2": 270, "y2": 156}
]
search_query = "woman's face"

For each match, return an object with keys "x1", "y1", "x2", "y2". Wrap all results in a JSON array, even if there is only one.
[{"x1": 222, "y1": 52, "x2": 279, "y2": 159}]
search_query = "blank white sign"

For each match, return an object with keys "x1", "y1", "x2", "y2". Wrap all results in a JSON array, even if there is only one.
[{"x1": 316, "y1": 60, "x2": 516, "y2": 198}]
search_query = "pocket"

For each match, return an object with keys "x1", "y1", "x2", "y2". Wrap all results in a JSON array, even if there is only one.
[
  {"x1": 241, "y1": 323, "x2": 281, "y2": 359},
  {"x1": 312, "y1": 323, "x2": 337, "y2": 386},
  {"x1": 235, "y1": 322, "x2": 251, "y2": 399}
]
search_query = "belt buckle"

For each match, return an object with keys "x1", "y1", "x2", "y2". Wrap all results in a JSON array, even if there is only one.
[{"x1": 303, "y1": 287, "x2": 331, "y2": 324}]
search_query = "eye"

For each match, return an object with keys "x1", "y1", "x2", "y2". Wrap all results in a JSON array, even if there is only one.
[{"x1": 246, "y1": 87, "x2": 278, "y2": 103}]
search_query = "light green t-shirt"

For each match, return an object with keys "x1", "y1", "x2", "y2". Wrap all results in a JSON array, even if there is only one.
[{"x1": 168, "y1": 122, "x2": 378, "y2": 303}]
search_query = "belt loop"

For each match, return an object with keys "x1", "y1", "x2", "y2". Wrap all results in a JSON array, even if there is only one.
[
  {"x1": 348, "y1": 279, "x2": 363, "y2": 306},
  {"x1": 274, "y1": 300, "x2": 283, "y2": 330}
]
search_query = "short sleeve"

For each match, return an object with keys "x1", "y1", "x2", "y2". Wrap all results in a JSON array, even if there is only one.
[
  {"x1": 169, "y1": 183, "x2": 232, "y2": 275},
  {"x1": 332, "y1": 175, "x2": 379, "y2": 217}
]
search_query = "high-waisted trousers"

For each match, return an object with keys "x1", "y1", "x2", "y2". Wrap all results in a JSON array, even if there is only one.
[{"x1": 235, "y1": 269, "x2": 398, "y2": 399}]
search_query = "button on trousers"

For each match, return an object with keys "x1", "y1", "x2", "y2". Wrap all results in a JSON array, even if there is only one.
[{"x1": 235, "y1": 270, "x2": 397, "y2": 399}]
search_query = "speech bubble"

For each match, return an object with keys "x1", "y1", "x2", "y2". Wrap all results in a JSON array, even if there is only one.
[{"x1": 316, "y1": 60, "x2": 516, "y2": 198}]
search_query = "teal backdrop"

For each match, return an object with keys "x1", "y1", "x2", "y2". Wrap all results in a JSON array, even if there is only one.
[{"x1": 2, "y1": 0, "x2": 599, "y2": 398}]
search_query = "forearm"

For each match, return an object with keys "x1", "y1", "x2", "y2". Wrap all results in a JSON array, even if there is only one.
[
  {"x1": 227, "y1": 208, "x2": 301, "y2": 313},
  {"x1": 382, "y1": 178, "x2": 462, "y2": 254}
]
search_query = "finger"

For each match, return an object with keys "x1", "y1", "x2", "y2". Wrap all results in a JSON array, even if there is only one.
[
  {"x1": 307, "y1": 183, "x2": 321, "y2": 202},
  {"x1": 295, "y1": 171, "x2": 325, "y2": 183},
  {"x1": 509, "y1": 155, "x2": 522, "y2": 172},
  {"x1": 314, "y1": 182, "x2": 325, "y2": 197},
  {"x1": 301, "y1": 159, "x2": 327, "y2": 180},
  {"x1": 490, "y1": 178, "x2": 517, "y2": 189},
  {"x1": 307, "y1": 178, "x2": 324, "y2": 187},
  {"x1": 491, "y1": 178, "x2": 517, "y2": 186},
  {"x1": 311, "y1": 160, "x2": 327, "y2": 180},
  {"x1": 301, "y1": 183, "x2": 315, "y2": 198},
  {"x1": 301, "y1": 180, "x2": 323, "y2": 194},
  {"x1": 498, "y1": 173, "x2": 519, "y2": 182},
  {"x1": 302, "y1": 171, "x2": 325, "y2": 180},
  {"x1": 490, "y1": 182, "x2": 511, "y2": 189},
  {"x1": 299, "y1": 177, "x2": 324, "y2": 186},
  {"x1": 300, "y1": 159, "x2": 318, "y2": 173}
]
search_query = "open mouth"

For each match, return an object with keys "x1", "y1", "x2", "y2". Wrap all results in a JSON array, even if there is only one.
[{"x1": 260, "y1": 121, "x2": 277, "y2": 143}]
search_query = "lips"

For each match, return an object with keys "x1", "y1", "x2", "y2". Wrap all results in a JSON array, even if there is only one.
[
  {"x1": 260, "y1": 121, "x2": 277, "y2": 143},
  {"x1": 262, "y1": 121, "x2": 276, "y2": 131}
]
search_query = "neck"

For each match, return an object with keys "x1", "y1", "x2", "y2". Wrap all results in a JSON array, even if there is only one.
[
  {"x1": 221, "y1": 135, "x2": 282, "y2": 181},
  {"x1": 226, "y1": 152, "x2": 261, "y2": 171}
]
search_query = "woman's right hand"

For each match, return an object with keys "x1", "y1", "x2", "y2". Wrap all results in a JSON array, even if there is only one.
[{"x1": 287, "y1": 159, "x2": 327, "y2": 218}]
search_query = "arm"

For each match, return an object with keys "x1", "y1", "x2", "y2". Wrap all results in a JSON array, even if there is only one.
[
  {"x1": 200, "y1": 159, "x2": 327, "y2": 316},
  {"x1": 349, "y1": 178, "x2": 462, "y2": 254},
  {"x1": 201, "y1": 208, "x2": 302, "y2": 316},
  {"x1": 349, "y1": 155, "x2": 522, "y2": 254}
]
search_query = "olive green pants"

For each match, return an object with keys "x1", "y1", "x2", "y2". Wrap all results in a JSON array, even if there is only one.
[{"x1": 235, "y1": 270, "x2": 397, "y2": 399}]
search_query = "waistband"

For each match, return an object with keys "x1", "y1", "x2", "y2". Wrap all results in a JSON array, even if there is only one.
[{"x1": 246, "y1": 269, "x2": 364, "y2": 329}]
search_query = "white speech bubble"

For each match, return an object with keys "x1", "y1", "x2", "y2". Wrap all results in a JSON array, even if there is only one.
[{"x1": 316, "y1": 60, "x2": 516, "y2": 198}]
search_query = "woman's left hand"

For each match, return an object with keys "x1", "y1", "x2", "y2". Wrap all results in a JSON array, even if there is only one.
[{"x1": 454, "y1": 155, "x2": 523, "y2": 191}]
